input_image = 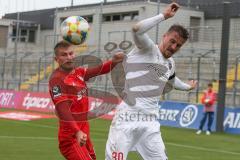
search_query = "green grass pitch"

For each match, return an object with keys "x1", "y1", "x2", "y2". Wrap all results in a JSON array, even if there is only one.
[{"x1": 0, "y1": 113, "x2": 239, "y2": 160}]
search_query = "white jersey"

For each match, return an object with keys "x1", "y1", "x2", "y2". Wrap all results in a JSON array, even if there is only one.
[
  {"x1": 106, "y1": 13, "x2": 189, "y2": 160},
  {"x1": 106, "y1": 43, "x2": 172, "y2": 160},
  {"x1": 113, "y1": 13, "x2": 174, "y2": 117},
  {"x1": 118, "y1": 43, "x2": 175, "y2": 116}
]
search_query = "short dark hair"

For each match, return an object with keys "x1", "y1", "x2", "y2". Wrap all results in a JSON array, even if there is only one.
[
  {"x1": 167, "y1": 24, "x2": 189, "y2": 40},
  {"x1": 208, "y1": 83, "x2": 213, "y2": 87},
  {"x1": 54, "y1": 40, "x2": 72, "y2": 55}
]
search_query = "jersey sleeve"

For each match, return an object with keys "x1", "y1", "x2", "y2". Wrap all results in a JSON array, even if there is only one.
[
  {"x1": 132, "y1": 32, "x2": 154, "y2": 50},
  {"x1": 201, "y1": 91, "x2": 207, "y2": 104},
  {"x1": 49, "y1": 77, "x2": 81, "y2": 134},
  {"x1": 132, "y1": 13, "x2": 165, "y2": 50},
  {"x1": 166, "y1": 58, "x2": 191, "y2": 91},
  {"x1": 208, "y1": 92, "x2": 217, "y2": 106},
  {"x1": 84, "y1": 60, "x2": 113, "y2": 81},
  {"x1": 55, "y1": 100, "x2": 81, "y2": 134},
  {"x1": 68, "y1": 61, "x2": 114, "y2": 82},
  {"x1": 49, "y1": 78, "x2": 71, "y2": 105},
  {"x1": 172, "y1": 76, "x2": 191, "y2": 91}
]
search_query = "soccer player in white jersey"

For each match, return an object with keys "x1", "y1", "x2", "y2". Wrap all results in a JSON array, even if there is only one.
[{"x1": 105, "y1": 2, "x2": 197, "y2": 160}]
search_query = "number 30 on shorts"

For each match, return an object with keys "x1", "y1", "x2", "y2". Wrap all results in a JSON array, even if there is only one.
[{"x1": 112, "y1": 152, "x2": 123, "y2": 160}]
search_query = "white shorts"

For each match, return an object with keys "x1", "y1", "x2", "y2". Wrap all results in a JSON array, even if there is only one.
[{"x1": 105, "y1": 112, "x2": 167, "y2": 160}]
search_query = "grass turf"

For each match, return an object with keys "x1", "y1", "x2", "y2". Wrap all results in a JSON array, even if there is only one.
[{"x1": 0, "y1": 115, "x2": 239, "y2": 160}]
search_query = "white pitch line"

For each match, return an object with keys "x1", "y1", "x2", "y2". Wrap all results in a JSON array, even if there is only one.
[
  {"x1": 166, "y1": 142, "x2": 240, "y2": 156},
  {"x1": 2, "y1": 120, "x2": 107, "y2": 136},
  {"x1": 0, "y1": 135, "x2": 57, "y2": 140},
  {"x1": 2, "y1": 120, "x2": 57, "y2": 129},
  {"x1": 0, "y1": 135, "x2": 239, "y2": 156},
  {"x1": 0, "y1": 135, "x2": 107, "y2": 141}
]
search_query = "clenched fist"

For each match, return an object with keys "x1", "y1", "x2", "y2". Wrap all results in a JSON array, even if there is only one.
[
  {"x1": 163, "y1": 2, "x2": 180, "y2": 19},
  {"x1": 112, "y1": 52, "x2": 125, "y2": 64}
]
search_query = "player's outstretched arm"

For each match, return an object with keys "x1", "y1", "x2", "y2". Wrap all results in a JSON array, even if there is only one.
[
  {"x1": 84, "y1": 52, "x2": 124, "y2": 80},
  {"x1": 132, "y1": 2, "x2": 179, "y2": 50},
  {"x1": 133, "y1": 2, "x2": 179, "y2": 34},
  {"x1": 173, "y1": 76, "x2": 197, "y2": 91},
  {"x1": 187, "y1": 79, "x2": 198, "y2": 90}
]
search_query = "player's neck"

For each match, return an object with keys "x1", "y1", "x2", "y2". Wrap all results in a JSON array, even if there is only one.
[
  {"x1": 158, "y1": 44, "x2": 167, "y2": 59},
  {"x1": 208, "y1": 89, "x2": 212, "y2": 92},
  {"x1": 59, "y1": 66, "x2": 74, "y2": 73}
]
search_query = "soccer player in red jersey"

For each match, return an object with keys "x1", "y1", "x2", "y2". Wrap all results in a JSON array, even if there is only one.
[{"x1": 49, "y1": 41, "x2": 124, "y2": 160}]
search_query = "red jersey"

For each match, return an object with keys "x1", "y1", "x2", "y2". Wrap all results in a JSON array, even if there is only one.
[
  {"x1": 49, "y1": 67, "x2": 89, "y2": 134},
  {"x1": 49, "y1": 60, "x2": 113, "y2": 135},
  {"x1": 201, "y1": 89, "x2": 216, "y2": 112},
  {"x1": 49, "y1": 60, "x2": 114, "y2": 160}
]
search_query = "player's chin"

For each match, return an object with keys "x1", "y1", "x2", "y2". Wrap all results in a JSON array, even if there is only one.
[
  {"x1": 61, "y1": 63, "x2": 75, "y2": 70},
  {"x1": 164, "y1": 52, "x2": 172, "y2": 58},
  {"x1": 65, "y1": 61, "x2": 75, "y2": 66}
]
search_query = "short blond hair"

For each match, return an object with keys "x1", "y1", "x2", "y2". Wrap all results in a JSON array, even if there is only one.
[{"x1": 54, "y1": 41, "x2": 72, "y2": 55}]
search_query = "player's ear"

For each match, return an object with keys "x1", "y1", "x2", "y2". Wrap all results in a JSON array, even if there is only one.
[
  {"x1": 163, "y1": 33, "x2": 167, "y2": 38},
  {"x1": 161, "y1": 33, "x2": 168, "y2": 43},
  {"x1": 54, "y1": 56, "x2": 58, "y2": 62}
]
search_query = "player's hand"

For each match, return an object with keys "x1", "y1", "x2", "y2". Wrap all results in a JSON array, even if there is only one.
[
  {"x1": 163, "y1": 2, "x2": 180, "y2": 19},
  {"x1": 204, "y1": 100, "x2": 211, "y2": 106},
  {"x1": 76, "y1": 130, "x2": 87, "y2": 146},
  {"x1": 112, "y1": 52, "x2": 125, "y2": 64},
  {"x1": 188, "y1": 80, "x2": 198, "y2": 90}
]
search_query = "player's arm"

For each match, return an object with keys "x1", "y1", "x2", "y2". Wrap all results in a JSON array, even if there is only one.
[
  {"x1": 172, "y1": 76, "x2": 197, "y2": 91},
  {"x1": 55, "y1": 100, "x2": 87, "y2": 146},
  {"x1": 132, "y1": 2, "x2": 179, "y2": 49},
  {"x1": 84, "y1": 52, "x2": 124, "y2": 80},
  {"x1": 55, "y1": 100, "x2": 80, "y2": 132},
  {"x1": 201, "y1": 92, "x2": 207, "y2": 104},
  {"x1": 212, "y1": 92, "x2": 217, "y2": 103},
  {"x1": 49, "y1": 79, "x2": 87, "y2": 146},
  {"x1": 208, "y1": 92, "x2": 217, "y2": 105}
]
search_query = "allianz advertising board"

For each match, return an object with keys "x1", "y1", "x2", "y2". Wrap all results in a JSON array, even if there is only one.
[{"x1": 158, "y1": 101, "x2": 240, "y2": 134}]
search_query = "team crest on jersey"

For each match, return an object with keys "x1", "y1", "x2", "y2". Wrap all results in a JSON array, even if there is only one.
[{"x1": 52, "y1": 85, "x2": 61, "y2": 98}]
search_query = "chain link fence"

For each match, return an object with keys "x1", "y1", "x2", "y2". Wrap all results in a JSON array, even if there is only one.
[{"x1": 0, "y1": 47, "x2": 239, "y2": 107}]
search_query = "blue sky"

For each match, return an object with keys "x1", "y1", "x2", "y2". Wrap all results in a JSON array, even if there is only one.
[{"x1": 0, "y1": 0, "x2": 122, "y2": 17}]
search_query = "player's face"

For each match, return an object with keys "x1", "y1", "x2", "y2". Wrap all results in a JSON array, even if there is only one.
[
  {"x1": 160, "y1": 31, "x2": 186, "y2": 58},
  {"x1": 55, "y1": 46, "x2": 76, "y2": 71},
  {"x1": 208, "y1": 85, "x2": 213, "y2": 91}
]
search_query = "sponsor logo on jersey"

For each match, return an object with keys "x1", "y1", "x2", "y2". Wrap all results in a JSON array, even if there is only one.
[{"x1": 77, "y1": 88, "x2": 87, "y2": 100}]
